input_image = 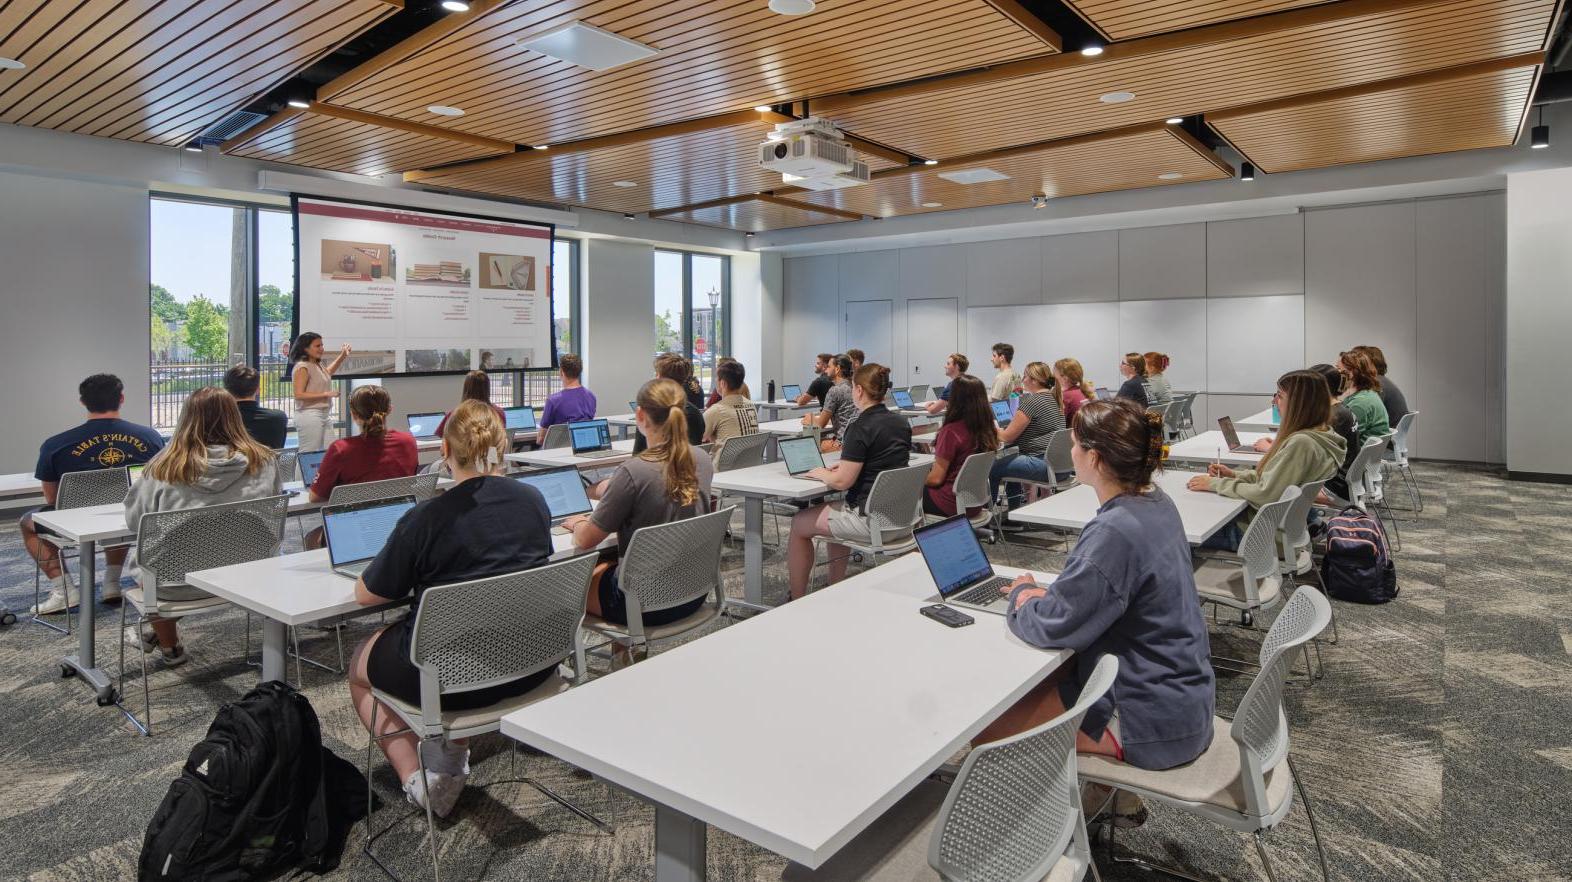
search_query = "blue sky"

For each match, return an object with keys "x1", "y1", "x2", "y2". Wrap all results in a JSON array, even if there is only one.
[{"x1": 150, "y1": 199, "x2": 295, "y2": 303}]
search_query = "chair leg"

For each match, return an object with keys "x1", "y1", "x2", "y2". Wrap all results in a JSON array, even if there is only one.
[
  {"x1": 292, "y1": 627, "x2": 304, "y2": 687},
  {"x1": 1287, "y1": 755, "x2": 1332, "y2": 882},
  {"x1": 1253, "y1": 832, "x2": 1281, "y2": 882},
  {"x1": 417, "y1": 742, "x2": 442, "y2": 882}
]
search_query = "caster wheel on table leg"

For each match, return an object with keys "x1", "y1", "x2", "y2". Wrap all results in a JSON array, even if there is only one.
[
  {"x1": 61, "y1": 664, "x2": 76, "y2": 679},
  {"x1": 1, "y1": 612, "x2": 15, "y2": 626},
  {"x1": 1241, "y1": 611, "x2": 1254, "y2": 627},
  {"x1": 96, "y1": 690, "x2": 119, "y2": 707}
]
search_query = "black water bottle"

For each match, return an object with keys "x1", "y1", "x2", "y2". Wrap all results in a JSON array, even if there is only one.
[{"x1": 767, "y1": 380, "x2": 776, "y2": 402}]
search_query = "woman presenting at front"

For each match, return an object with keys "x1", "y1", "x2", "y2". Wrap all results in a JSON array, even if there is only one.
[
  {"x1": 979, "y1": 399, "x2": 1215, "y2": 825},
  {"x1": 290, "y1": 332, "x2": 351, "y2": 452}
]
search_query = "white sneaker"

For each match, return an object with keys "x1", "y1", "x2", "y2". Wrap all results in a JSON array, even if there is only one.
[
  {"x1": 101, "y1": 580, "x2": 122, "y2": 602},
  {"x1": 403, "y1": 768, "x2": 467, "y2": 819},
  {"x1": 420, "y1": 739, "x2": 471, "y2": 778},
  {"x1": 124, "y1": 625, "x2": 159, "y2": 654},
  {"x1": 32, "y1": 584, "x2": 79, "y2": 616}
]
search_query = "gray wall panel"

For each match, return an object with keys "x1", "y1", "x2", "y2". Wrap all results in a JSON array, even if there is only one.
[
  {"x1": 1119, "y1": 223, "x2": 1205, "y2": 300},
  {"x1": 966, "y1": 238, "x2": 1042, "y2": 307},
  {"x1": 1207, "y1": 213, "x2": 1304, "y2": 298},
  {"x1": 1042, "y1": 230, "x2": 1118, "y2": 303},
  {"x1": 1416, "y1": 194, "x2": 1497, "y2": 461},
  {"x1": 782, "y1": 254, "x2": 839, "y2": 386},
  {"x1": 1305, "y1": 202, "x2": 1418, "y2": 398}
]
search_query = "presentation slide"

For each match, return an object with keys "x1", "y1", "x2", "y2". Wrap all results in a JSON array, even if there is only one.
[{"x1": 293, "y1": 195, "x2": 555, "y2": 377}]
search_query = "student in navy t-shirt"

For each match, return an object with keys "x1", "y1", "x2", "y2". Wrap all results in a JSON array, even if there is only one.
[
  {"x1": 536, "y1": 353, "x2": 597, "y2": 444},
  {"x1": 23, "y1": 374, "x2": 164, "y2": 615}
]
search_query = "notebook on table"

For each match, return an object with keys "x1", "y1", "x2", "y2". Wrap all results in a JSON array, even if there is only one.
[{"x1": 323, "y1": 496, "x2": 416, "y2": 579}]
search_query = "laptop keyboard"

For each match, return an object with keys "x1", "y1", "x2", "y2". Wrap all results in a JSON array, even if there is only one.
[{"x1": 953, "y1": 575, "x2": 1014, "y2": 606}]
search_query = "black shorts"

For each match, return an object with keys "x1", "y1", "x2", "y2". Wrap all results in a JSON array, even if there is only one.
[
  {"x1": 365, "y1": 623, "x2": 553, "y2": 712},
  {"x1": 595, "y1": 564, "x2": 705, "y2": 627},
  {"x1": 22, "y1": 505, "x2": 58, "y2": 538}
]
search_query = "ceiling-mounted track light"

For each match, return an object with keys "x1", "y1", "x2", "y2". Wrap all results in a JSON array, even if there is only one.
[
  {"x1": 1532, "y1": 106, "x2": 1550, "y2": 149},
  {"x1": 1240, "y1": 162, "x2": 1256, "y2": 181}
]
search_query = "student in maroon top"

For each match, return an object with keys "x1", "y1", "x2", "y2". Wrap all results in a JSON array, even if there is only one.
[
  {"x1": 923, "y1": 375, "x2": 999, "y2": 517},
  {"x1": 306, "y1": 385, "x2": 418, "y2": 547},
  {"x1": 434, "y1": 371, "x2": 505, "y2": 438}
]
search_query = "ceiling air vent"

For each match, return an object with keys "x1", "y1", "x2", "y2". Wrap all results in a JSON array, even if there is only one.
[
  {"x1": 195, "y1": 109, "x2": 267, "y2": 146},
  {"x1": 936, "y1": 167, "x2": 1010, "y2": 185}
]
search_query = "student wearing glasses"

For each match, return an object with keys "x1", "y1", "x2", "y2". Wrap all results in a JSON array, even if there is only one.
[{"x1": 1116, "y1": 353, "x2": 1149, "y2": 408}]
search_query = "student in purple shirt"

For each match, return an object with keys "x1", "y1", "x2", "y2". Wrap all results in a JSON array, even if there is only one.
[
  {"x1": 976, "y1": 398, "x2": 1215, "y2": 827},
  {"x1": 536, "y1": 353, "x2": 598, "y2": 444}
]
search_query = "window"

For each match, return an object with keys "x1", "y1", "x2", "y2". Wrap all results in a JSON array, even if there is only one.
[
  {"x1": 256, "y1": 208, "x2": 297, "y2": 419},
  {"x1": 653, "y1": 249, "x2": 731, "y2": 392}
]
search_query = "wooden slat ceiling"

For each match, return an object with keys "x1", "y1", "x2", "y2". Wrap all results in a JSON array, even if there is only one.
[
  {"x1": 1064, "y1": 0, "x2": 1335, "y2": 41},
  {"x1": 1212, "y1": 62, "x2": 1541, "y2": 174},
  {"x1": 664, "y1": 197, "x2": 857, "y2": 233},
  {"x1": 0, "y1": 0, "x2": 401, "y2": 147},
  {"x1": 318, "y1": 0, "x2": 1058, "y2": 148},
  {"x1": 778, "y1": 126, "x2": 1233, "y2": 222},
  {"x1": 814, "y1": 0, "x2": 1558, "y2": 161},
  {"x1": 224, "y1": 109, "x2": 509, "y2": 177},
  {"x1": 402, "y1": 113, "x2": 902, "y2": 215}
]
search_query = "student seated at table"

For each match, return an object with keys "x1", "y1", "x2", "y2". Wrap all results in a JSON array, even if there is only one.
[
  {"x1": 23, "y1": 373, "x2": 165, "y2": 615},
  {"x1": 703, "y1": 359, "x2": 760, "y2": 444},
  {"x1": 802, "y1": 353, "x2": 857, "y2": 452},
  {"x1": 223, "y1": 365, "x2": 287, "y2": 449},
  {"x1": 989, "y1": 361, "x2": 1067, "y2": 507},
  {"x1": 124, "y1": 388, "x2": 282, "y2": 667},
  {"x1": 979, "y1": 399, "x2": 1214, "y2": 827},
  {"x1": 922, "y1": 352, "x2": 969, "y2": 415},
  {"x1": 1187, "y1": 370, "x2": 1344, "y2": 551},
  {"x1": 1143, "y1": 351, "x2": 1174, "y2": 404},
  {"x1": 304, "y1": 385, "x2": 418, "y2": 546},
  {"x1": 537, "y1": 353, "x2": 597, "y2": 445},
  {"x1": 923, "y1": 375, "x2": 998, "y2": 517},
  {"x1": 797, "y1": 353, "x2": 836, "y2": 407},
  {"x1": 679, "y1": 358, "x2": 707, "y2": 411},
  {"x1": 846, "y1": 348, "x2": 866, "y2": 374},
  {"x1": 1053, "y1": 357, "x2": 1094, "y2": 426},
  {"x1": 631, "y1": 354, "x2": 706, "y2": 457},
  {"x1": 433, "y1": 370, "x2": 506, "y2": 437},
  {"x1": 989, "y1": 343, "x2": 1021, "y2": 402},
  {"x1": 787, "y1": 364, "x2": 912, "y2": 600},
  {"x1": 1117, "y1": 353, "x2": 1149, "y2": 407},
  {"x1": 347, "y1": 401, "x2": 553, "y2": 817},
  {"x1": 1307, "y1": 363, "x2": 1361, "y2": 501},
  {"x1": 704, "y1": 357, "x2": 752, "y2": 408},
  {"x1": 1354, "y1": 344, "x2": 1408, "y2": 426},
  {"x1": 1337, "y1": 349, "x2": 1390, "y2": 447},
  {"x1": 562, "y1": 379, "x2": 715, "y2": 628}
]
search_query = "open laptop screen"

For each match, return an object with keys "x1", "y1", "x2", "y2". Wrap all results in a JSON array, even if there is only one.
[
  {"x1": 514, "y1": 467, "x2": 592, "y2": 519},
  {"x1": 783, "y1": 384, "x2": 802, "y2": 400},
  {"x1": 892, "y1": 389, "x2": 914, "y2": 409},
  {"x1": 569, "y1": 420, "x2": 611, "y2": 453},
  {"x1": 298, "y1": 449, "x2": 328, "y2": 486},
  {"x1": 1218, "y1": 416, "x2": 1241, "y2": 449},
  {"x1": 324, "y1": 497, "x2": 416, "y2": 567},
  {"x1": 991, "y1": 400, "x2": 1013, "y2": 426},
  {"x1": 1094, "y1": 387, "x2": 1113, "y2": 401},
  {"x1": 914, "y1": 517, "x2": 995, "y2": 598},
  {"x1": 503, "y1": 406, "x2": 537, "y2": 431},
  {"x1": 406, "y1": 412, "x2": 443, "y2": 438},
  {"x1": 778, "y1": 436, "x2": 824, "y2": 475}
]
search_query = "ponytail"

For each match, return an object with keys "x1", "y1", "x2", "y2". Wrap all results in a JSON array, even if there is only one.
[
  {"x1": 350, "y1": 385, "x2": 391, "y2": 440},
  {"x1": 636, "y1": 379, "x2": 698, "y2": 506},
  {"x1": 1142, "y1": 409, "x2": 1166, "y2": 476}
]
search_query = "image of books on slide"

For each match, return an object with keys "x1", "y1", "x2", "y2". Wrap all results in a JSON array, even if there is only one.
[
  {"x1": 321, "y1": 240, "x2": 393, "y2": 281},
  {"x1": 479, "y1": 253, "x2": 537, "y2": 291},
  {"x1": 340, "y1": 350, "x2": 397, "y2": 375},
  {"x1": 406, "y1": 259, "x2": 471, "y2": 287},
  {"x1": 406, "y1": 348, "x2": 472, "y2": 372},
  {"x1": 478, "y1": 348, "x2": 535, "y2": 371}
]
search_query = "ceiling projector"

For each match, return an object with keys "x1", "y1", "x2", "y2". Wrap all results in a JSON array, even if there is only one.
[{"x1": 758, "y1": 117, "x2": 870, "y2": 191}]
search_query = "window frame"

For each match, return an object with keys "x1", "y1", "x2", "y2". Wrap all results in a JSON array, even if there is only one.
[{"x1": 654, "y1": 247, "x2": 732, "y2": 363}]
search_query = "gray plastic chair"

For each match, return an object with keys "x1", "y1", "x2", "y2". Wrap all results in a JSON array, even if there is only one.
[
  {"x1": 541, "y1": 423, "x2": 570, "y2": 449},
  {"x1": 363, "y1": 554, "x2": 608, "y2": 882},
  {"x1": 1173, "y1": 393, "x2": 1198, "y2": 439},
  {"x1": 583, "y1": 506, "x2": 735, "y2": 661},
  {"x1": 1085, "y1": 587, "x2": 1333, "y2": 882},
  {"x1": 997, "y1": 428, "x2": 1075, "y2": 505},
  {"x1": 714, "y1": 431, "x2": 771, "y2": 472},
  {"x1": 905, "y1": 385, "x2": 929, "y2": 403},
  {"x1": 1385, "y1": 411, "x2": 1421, "y2": 512},
  {"x1": 810, "y1": 463, "x2": 929, "y2": 591},
  {"x1": 325, "y1": 473, "x2": 438, "y2": 506},
  {"x1": 119, "y1": 494, "x2": 289, "y2": 735},
  {"x1": 942, "y1": 450, "x2": 1000, "y2": 537},
  {"x1": 783, "y1": 655, "x2": 1119, "y2": 882},
  {"x1": 273, "y1": 449, "x2": 298, "y2": 485},
  {"x1": 32, "y1": 465, "x2": 132, "y2": 634},
  {"x1": 1324, "y1": 436, "x2": 1400, "y2": 550},
  {"x1": 1193, "y1": 486, "x2": 1299, "y2": 642}
]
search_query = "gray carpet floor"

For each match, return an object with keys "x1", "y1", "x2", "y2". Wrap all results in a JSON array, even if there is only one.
[{"x1": 1, "y1": 461, "x2": 1568, "y2": 881}]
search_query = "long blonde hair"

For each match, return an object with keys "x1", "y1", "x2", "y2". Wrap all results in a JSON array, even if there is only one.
[
  {"x1": 1022, "y1": 361, "x2": 1051, "y2": 390},
  {"x1": 636, "y1": 378, "x2": 699, "y2": 506},
  {"x1": 442, "y1": 399, "x2": 507, "y2": 473},
  {"x1": 149, "y1": 388, "x2": 274, "y2": 484},
  {"x1": 1053, "y1": 358, "x2": 1093, "y2": 411}
]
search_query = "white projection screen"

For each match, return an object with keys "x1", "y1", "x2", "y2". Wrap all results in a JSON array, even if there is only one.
[{"x1": 292, "y1": 195, "x2": 555, "y2": 377}]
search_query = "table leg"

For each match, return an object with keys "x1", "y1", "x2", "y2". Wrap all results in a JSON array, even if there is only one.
[
  {"x1": 60, "y1": 539, "x2": 114, "y2": 703},
  {"x1": 654, "y1": 802, "x2": 707, "y2": 882},
  {"x1": 261, "y1": 618, "x2": 287, "y2": 683},
  {"x1": 744, "y1": 496, "x2": 764, "y2": 606}
]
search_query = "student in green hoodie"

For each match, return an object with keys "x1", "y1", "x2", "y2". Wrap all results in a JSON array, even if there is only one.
[
  {"x1": 1337, "y1": 349, "x2": 1390, "y2": 448},
  {"x1": 1188, "y1": 370, "x2": 1345, "y2": 551}
]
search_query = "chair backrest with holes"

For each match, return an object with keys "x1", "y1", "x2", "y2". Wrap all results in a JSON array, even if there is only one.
[
  {"x1": 409, "y1": 553, "x2": 596, "y2": 735},
  {"x1": 325, "y1": 473, "x2": 437, "y2": 506},
  {"x1": 1237, "y1": 486, "x2": 1299, "y2": 603},
  {"x1": 136, "y1": 495, "x2": 289, "y2": 607},
  {"x1": 952, "y1": 451, "x2": 996, "y2": 516},
  {"x1": 1043, "y1": 429, "x2": 1075, "y2": 484},
  {"x1": 714, "y1": 432, "x2": 770, "y2": 472},
  {"x1": 1231, "y1": 586, "x2": 1330, "y2": 819},
  {"x1": 861, "y1": 464, "x2": 930, "y2": 546},
  {"x1": 618, "y1": 506, "x2": 734, "y2": 635},
  {"x1": 57, "y1": 466, "x2": 132, "y2": 510},
  {"x1": 929, "y1": 655, "x2": 1119, "y2": 882},
  {"x1": 541, "y1": 423, "x2": 571, "y2": 449},
  {"x1": 273, "y1": 450, "x2": 298, "y2": 486}
]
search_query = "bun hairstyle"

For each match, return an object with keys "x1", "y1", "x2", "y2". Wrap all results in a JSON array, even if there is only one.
[
  {"x1": 852, "y1": 362, "x2": 893, "y2": 401},
  {"x1": 1022, "y1": 361, "x2": 1052, "y2": 389},
  {"x1": 1124, "y1": 352, "x2": 1148, "y2": 378},
  {"x1": 1143, "y1": 351, "x2": 1170, "y2": 374},
  {"x1": 1070, "y1": 398, "x2": 1163, "y2": 493},
  {"x1": 349, "y1": 385, "x2": 391, "y2": 440},
  {"x1": 443, "y1": 399, "x2": 507, "y2": 473},
  {"x1": 635, "y1": 378, "x2": 699, "y2": 506},
  {"x1": 654, "y1": 353, "x2": 693, "y2": 385},
  {"x1": 829, "y1": 353, "x2": 854, "y2": 382}
]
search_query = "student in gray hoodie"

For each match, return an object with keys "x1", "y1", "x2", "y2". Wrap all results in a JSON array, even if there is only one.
[{"x1": 125, "y1": 388, "x2": 281, "y2": 666}]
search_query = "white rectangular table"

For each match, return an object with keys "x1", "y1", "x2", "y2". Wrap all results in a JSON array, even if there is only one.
[
  {"x1": 1009, "y1": 470, "x2": 1248, "y2": 545},
  {"x1": 501, "y1": 553, "x2": 1067, "y2": 881},
  {"x1": 1165, "y1": 430, "x2": 1269, "y2": 467},
  {"x1": 0, "y1": 471, "x2": 42, "y2": 501},
  {"x1": 506, "y1": 437, "x2": 637, "y2": 470},
  {"x1": 755, "y1": 398, "x2": 815, "y2": 419},
  {"x1": 1233, "y1": 408, "x2": 1280, "y2": 433},
  {"x1": 710, "y1": 453, "x2": 933, "y2": 608}
]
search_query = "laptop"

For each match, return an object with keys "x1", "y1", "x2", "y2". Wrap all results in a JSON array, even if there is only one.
[
  {"x1": 406, "y1": 412, "x2": 443, "y2": 439},
  {"x1": 915, "y1": 516, "x2": 1016, "y2": 615},
  {"x1": 569, "y1": 419, "x2": 619, "y2": 458},
  {"x1": 283, "y1": 432, "x2": 299, "y2": 450},
  {"x1": 991, "y1": 399, "x2": 1014, "y2": 427},
  {"x1": 782, "y1": 383, "x2": 802, "y2": 401},
  {"x1": 777, "y1": 435, "x2": 825, "y2": 478},
  {"x1": 513, "y1": 466, "x2": 593, "y2": 534},
  {"x1": 1217, "y1": 416, "x2": 1260, "y2": 454},
  {"x1": 502, "y1": 406, "x2": 537, "y2": 433},
  {"x1": 627, "y1": 400, "x2": 639, "y2": 414},
  {"x1": 297, "y1": 449, "x2": 328, "y2": 486},
  {"x1": 892, "y1": 389, "x2": 916, "y2": 410},
  {"x1": 322, "y1": 496, "x2": 416, "y2": 579},
  {"x1": 1094, "y1": 387, "x2": 1114, "y2": 401}
]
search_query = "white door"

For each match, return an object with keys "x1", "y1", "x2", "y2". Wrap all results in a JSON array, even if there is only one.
[
  {"x1": 843, "y1": 299, "x2": 894, "y2": 375},
  {"x1": 907, "y1": 297, "x2": 957, "y2": 394}
]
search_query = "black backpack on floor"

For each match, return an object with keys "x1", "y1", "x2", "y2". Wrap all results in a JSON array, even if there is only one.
[
  {"x1": 1320, "y1": 507, "x2": 1399, "y2": 604},
  {"x1": 138, "y1": 681, "x2": 369, "y2": 881}
]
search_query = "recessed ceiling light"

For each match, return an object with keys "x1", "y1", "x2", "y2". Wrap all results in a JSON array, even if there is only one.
[
  {"x1": 183, "y1": 145, "x2": 203, "y2": 153},
  {"x1": 1158, "y1": 172, "x2": 1184, "y2": 180},
  {"x1": 1080, "y1": 45, "x2": 1104, "y2": 57},
  {"x1": 1099, "y1": 91, "x2": 1136, "y2": 104},
  {"x1": 612, "y1": 180, "x2": 638, "y2": 188},
  {"x1": 937, "y1": 167, "x2": 1009, "y2": 185},
  {"x1": 440, "y1": 0, "x2": 470, "y2": 10},
  {"x1": 753, "y1": 105, "x2": 774, "y2": 113},
  {"x1": 518, "y1": 21, "x2": 659, "y2": 71},
  {"x1": 769, "y1": 0, "x2": 817, "y2": 14},
  {"x1": 533, "y1": 144, "x2": 549, "y2": 150},
  {"x1": 287, "y1": 99, "x2": 311, "y2": 109},
  {"x1": 921, "y1": 202, "x2": 943, "y2": 208},
  {"x1": 1166, "y1": 117, "x2": 1184, "y2": 125},
  {"x1": 923, "y1": 159, "x2": 939, "y2": 166},
  {"x1": 427, "y1": 105, "x2": 465, "y2": 116},
  {"x1": 0, "y1": 57, "x2": 28, "y2": 70},
  {"x1": 1240, "y1": 162, "x2": 1257, "y2": 182},
  {"x1": 746, "y1": 232, "x2": 757, "y2": 237}
]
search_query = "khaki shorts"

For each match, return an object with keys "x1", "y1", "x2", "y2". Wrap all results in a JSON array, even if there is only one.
[{"x1": 825, "y1": 504, "x2": 911, "y2": 546}]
